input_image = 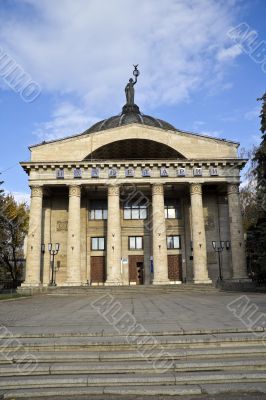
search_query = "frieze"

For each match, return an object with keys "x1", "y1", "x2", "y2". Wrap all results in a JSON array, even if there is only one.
[{"x1": 29, "y1": 163, "x2": 243, "y2": 181}]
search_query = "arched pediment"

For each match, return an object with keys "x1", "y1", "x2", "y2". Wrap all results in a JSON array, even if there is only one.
[{"x1": 84, "y1": 139, "x2": 185, "y2": 160}]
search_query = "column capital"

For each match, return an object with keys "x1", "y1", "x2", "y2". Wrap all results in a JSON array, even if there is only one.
[
  {"x1": 227, "y1": 183, "x2": 240, "y2": 195},
  {"x1": 190, "y1": 183, "x2": 202, "y2": 195},
  {"x1": 152, "y1": 183, "x2": 164, "y2": 196},
  {"x1": 30, "y1": 186, "x2": 43, "y2": 198},
  {"x1": 108, "y1": 185, "x2": 120, "y2": 196},
  {"x1": 69, "y1": 185, "x2": 81, "y2": 197}
]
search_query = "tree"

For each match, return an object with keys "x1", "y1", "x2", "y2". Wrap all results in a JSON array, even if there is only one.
[
  {"x1": 246, "y1": 93, "x2": 266, "y2": 277},
  {"x1": 0, "y1": 194, "x2": 29, "y2": 286},
  {"x1": 239, "y1": 146, "x2": 258, "y2": 232}
]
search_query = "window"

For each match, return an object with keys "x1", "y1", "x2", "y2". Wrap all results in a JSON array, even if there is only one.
[
  {"x1": 124, "y1": 204, "x2": 147, "y2": 220},
  {"x1": 164, "y1": 200, "x2": 181, "y2": 219},
  {"x1": 91, "y1": 237, "x2": 105, "y2": 250},
  {"x1": 90, "y1": 200, "x2": 107, "y2": 220},
  {"x1": 167, "y1": 235, "x2": 181, "y2": 249},
  {"x1": 129, "y1": 236, "x2": 143, "y2": 250}
]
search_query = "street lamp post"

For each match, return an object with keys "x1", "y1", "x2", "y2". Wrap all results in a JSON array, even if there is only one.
[
  {"x1": 212, "y1": 241, "x2": 230, "y2": 282},
  {"x1": 48, "y1": 243, "x2": 60, "y2": 287}
]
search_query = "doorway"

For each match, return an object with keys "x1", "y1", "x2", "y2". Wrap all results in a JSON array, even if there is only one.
[
  {"x1": 136, "y1": 262, "x2": 144, "y2": 285},
  {"x1": 128, "y1": 255, "x2": 144, "y2": 285}
]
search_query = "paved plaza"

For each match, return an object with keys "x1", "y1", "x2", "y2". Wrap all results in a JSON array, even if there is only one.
[{"x1": 0, "y1": 290, "x2": 265, "y2": 335}]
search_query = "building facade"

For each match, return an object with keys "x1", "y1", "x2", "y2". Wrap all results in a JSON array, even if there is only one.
[{"x1": 21, "y1": 98, "x2": 248, "y2": 288}]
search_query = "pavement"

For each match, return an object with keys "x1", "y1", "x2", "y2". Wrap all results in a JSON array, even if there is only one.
[
  {"x1": 0, "y1": 290, "x2": 265, "y2": 336},
  {"x1": 15, "y1": 393, "x2": 266, "y2": 400}
]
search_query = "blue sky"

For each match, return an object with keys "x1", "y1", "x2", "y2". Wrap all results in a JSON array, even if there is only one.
[{"x1": 0, "y1": 0, "x2": 265, "y2": 202}]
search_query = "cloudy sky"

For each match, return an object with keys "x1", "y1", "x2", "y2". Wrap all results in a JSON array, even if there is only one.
[{"x1": 0, "y1": 0, "x2": 265, "y2": 202}]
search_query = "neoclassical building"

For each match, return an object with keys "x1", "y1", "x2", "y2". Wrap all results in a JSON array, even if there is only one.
[{"x1": 21, "y1": 75, "x2": 248, "y2": 288}]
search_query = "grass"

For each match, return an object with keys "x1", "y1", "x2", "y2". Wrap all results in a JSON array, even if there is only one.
[{"x1": 0, "y1": 293, "x2": 29, "y2": 301}]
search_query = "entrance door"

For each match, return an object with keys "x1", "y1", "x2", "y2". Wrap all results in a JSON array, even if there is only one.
[
  {"x1": 136, "y1": 262, "x2": 144, "y2": 285},
  {"x1": 168, "y1": 255, "x2": 182, "y2": 281},
  {"x1": 128, "y1": 255, "x2": 144, "y2": 285},
  {"x1": 91, "y1": 256, "x2": 106, "y2": 284}
]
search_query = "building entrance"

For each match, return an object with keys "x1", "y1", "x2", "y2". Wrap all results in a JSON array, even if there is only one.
[{"x1": 129, "y1": 255, "x2": 144, "y2": 285}]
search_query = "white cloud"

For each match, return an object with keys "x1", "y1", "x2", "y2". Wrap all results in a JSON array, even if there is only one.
[
  {"x1": 251, "y1": 134, "x2": 261, "y2": 145},
  {"x1": 34, "y1": 102, "x2": 98, "y2": 141},
  {"x1": 0, "y1": 0, "x2": 241, "y2": 139},
  {"x1": 216, "y1": 44, "x2": 242, "y2": 62},
  {"x1": 244, "y1": 106, "x2": 260, "y2": 121}
]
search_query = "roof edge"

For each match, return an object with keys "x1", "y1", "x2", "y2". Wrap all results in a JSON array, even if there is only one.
[{"x1": 28, "y1": 123, "x2": 239, "y2": 149}]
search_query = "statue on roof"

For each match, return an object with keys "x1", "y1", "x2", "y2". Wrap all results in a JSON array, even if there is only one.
[{"x1": 125, "y1": 65, "x2": 140, "y2": 106}]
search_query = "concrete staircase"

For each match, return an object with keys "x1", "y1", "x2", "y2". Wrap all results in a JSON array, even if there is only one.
[
  {"x1": 1, "y1": 329, "x2": 266, "y2": 398},
  {"x1": 18, "y1": 283, "x2": 219, "y2": 296}
]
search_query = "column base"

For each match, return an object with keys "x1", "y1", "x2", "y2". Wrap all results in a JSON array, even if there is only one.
[
  {"x1": 218, "y1": 278, "x2": 255, "y2": 291},
  {"x1": 232, "y1": 277, "x2": 251, "y2": 282},
  {"x1": 194, "y1": 279, "x2": 212, "y2": 284},
  {"x1": 21, "y1": 282, "x2": 41, "y2": 287},
  {"x1": 153, "y1": 280, "x2": 171, "y2": 285},
  {"x1": 105, "y1": 281, "x2": 123, "y2": 286},
  {"x1": 62, "y1": 281, "x2": 82, "y2": 287}
]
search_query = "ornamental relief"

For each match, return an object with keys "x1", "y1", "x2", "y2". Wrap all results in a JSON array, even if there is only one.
[
  {"x1": 108, "y1": 185, "x2": 120, "y2": 196},
  {"x1": 152, "y1": 184, "x2": 164, "y2": 195},
  {"x1": 56, "y1": 221, "x2": 68, "y2": 231},
  {"x1": 69, "y1": 185, "x2": 81, "y2": 197},
  {"x1": 190, "y1": 183, "x2": 202, "y2": 195},
  {"x1": 31, "y1": 186, "x2": 43, "y2": 197},
  {"x1": 227, "y1": 184, "x2": 239, "y2": 195}
]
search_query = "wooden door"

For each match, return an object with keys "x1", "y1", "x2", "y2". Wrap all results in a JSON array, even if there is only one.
[
  {"x1": 128, "y1": 255, "x2": 144, "y2": 284},
  {"x1": 168, "y1": 255, "x2": 182, "y2": 281},
  {"x1": 91, "y1": 256, "x2": 106, "y2": 283}
]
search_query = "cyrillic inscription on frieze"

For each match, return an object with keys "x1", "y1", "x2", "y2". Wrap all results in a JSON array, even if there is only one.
[
  {"x1": 142, "y1": 168, "x2": 150, "y2": 177},
  {"x1": 56, "y1": 169, "x2": 64, "y2": 179},
  {"x1": 109, "y1": 168, "x2": 117, "y2": 178},
  {"x1": 125, "y1": 168, "x2": 134, "y2": 177},
  {"x1": 177, "y1": 168, "x2": 186, "y2": 177},
  {"x1": 193, "y1": 168, "x2": 202, "y2": 176},
  {"x1": 73, "y1": 168, "x2": 82, "y2": 178},
  {"x1": 160, "y1": 167, "x2": 168, "y2": 177},
  {"x1": 210, "y1": 167, "x2": 218, "y2": 176},
  {"x1": 91, "y1": 167, "x2": 99, "y2": 178}
]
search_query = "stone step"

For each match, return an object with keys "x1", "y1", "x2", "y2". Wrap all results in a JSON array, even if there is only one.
[
  {"x1": 0, "y1": 384, "x2": 202, "y2": 398},
  {"x1": 1, "y1": 332, "x2": 265, "y2": 353},
  {"x1": 1, "y1": 345, "x2": 265, "y2": 364},
  {"x1": 1, "y1": 370, "x2": 266, "y2": 390},
  {"x1": 1, "y1": 357, "x2": 266, "y2": 377},
  {"x1": 4, "y1": 382, "x2": 266, "y2": 399},
  {"x1": 38, "y1": 284, "x2": 219, "y2": 296},
  {"x1": 3, "y1": 326, "x2": 261, "y2": 338}
]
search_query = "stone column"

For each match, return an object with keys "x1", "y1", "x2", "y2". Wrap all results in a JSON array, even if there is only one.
[
  {"x1": 23, "y1": 186, "x2": 43, "y2": 286},
  {"x1": 65, "y1": 185, "x2": 81, "y2": 286},
  {"x1": 227, "y1": 183, "x2": 248, "y2": 279},
  {"x1": 105, "y1": 185, "x2": 122, "y2": 285},
  {"x1": 190, "y1": 183, "x2": 211, "y2": 284},
  {"x1": 42, "y1": 204, "x2": 51, "y2": 286},
  {"x1": 152, "y1": 184, "x2": 169, "y2": 285}
]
